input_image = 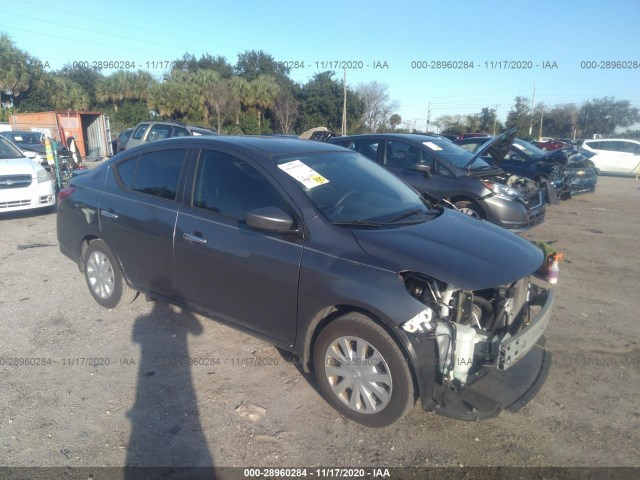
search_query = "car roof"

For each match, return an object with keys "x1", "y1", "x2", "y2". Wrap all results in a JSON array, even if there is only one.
[
  {"x1": 334, "y1": 133, "x2": 446, "y2": 143},
  {"x1": 121, "y1": 135, "x2": 349, "y2": 157}
]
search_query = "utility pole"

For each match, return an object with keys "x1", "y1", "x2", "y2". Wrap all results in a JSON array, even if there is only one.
[
  {"x1": 426, "y1": 101, "x2": 431, "y2": 133},
  {"x1": 538, "y1": 105, "x2": 545, "y2": 140},
  {"x1": 528, "y1": 83, "x2": 536, "y2": 136},
  {"x1": 493, "y1": 104, "x2": 498, "y2": 135},
  {"x1": 341, "y1": 68, "x2": 347, "y2": 135}
]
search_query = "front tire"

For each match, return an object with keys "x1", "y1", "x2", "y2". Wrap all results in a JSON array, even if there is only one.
[
  {"x1": 453, "y1": 200, "x2": 484, "y2": 219},
  {"x1": 84, "y1": 239, "x2": 138, "y2": 309},
  {"x1": 313, "y1": 313, "x2": 414, "y2": 427}
]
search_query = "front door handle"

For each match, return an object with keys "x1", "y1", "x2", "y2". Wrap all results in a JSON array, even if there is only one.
[
  {"x1": 183, "y1": 232, "x2": 207, "y2": 244},
  {"x1": 100, "y1": 209, "x2": 118, "y2": 219}
]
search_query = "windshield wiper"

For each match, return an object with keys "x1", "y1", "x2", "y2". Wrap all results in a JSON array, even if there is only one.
[
  {"x1": 332, "y1": 220, "x2": 384, "y2": 228},
  {"x1": 384, "y1": 208, "x2": 426, "y2": 224}
]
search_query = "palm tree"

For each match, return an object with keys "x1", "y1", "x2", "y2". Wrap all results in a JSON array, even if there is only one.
[
  {"x1": 205, "y1": 80, "x2": 233, "y2": 133},
  {"x1": 229, "y1": 77, "x2": 251, "y2": 127},
  {"x1": 251, "y1": 75, "x2": 280, "y2": 133},
  {"x1": 0, "y1": 34, "x2": 32, "y2": 105},
  {"x1": 52, "y1": 77, "x2": 89, "y2": 111}
]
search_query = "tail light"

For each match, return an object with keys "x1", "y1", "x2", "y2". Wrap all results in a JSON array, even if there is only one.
[{"x1": 57, "y1": 186, "x2": 75, "y2": 203}]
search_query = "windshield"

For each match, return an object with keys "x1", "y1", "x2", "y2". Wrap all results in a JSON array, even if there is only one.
[
  {"x1": 0, "y1": 137, "x2": 26, "y2": 159},
  {"x1": 513, "y1": 139, "x2": 546, "y2": 159},
  {"x1": 420, "y1": 138, "x2": 491, "y2": 169},
  {"x1": 275, "y1": 151, "x2": 435, "y2": 225},
  {"x1": 4, "y1": 132, "x2": 43, "y2": 145}
]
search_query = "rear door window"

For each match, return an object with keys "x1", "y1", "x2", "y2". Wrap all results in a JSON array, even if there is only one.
[
  {"x1": 171, "y1": 127, "x2": 190, "y2": 137},
  {"x1": 348, "y1": 139, "x2": 380, "y2": 162},
  {"x1": 131, "y1": 148, "x2": 186, "y2": 201},
  {"x1": 116, "y1": 157, "x2": 138, "y2": 188},
  {"x1": 145, "y1": 124, "x2": 172, "y2": 142}
]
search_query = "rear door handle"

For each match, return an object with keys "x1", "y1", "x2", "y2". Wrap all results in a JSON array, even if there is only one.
[
  {"x1": 183, "y1": 232, "x2": 207, "y2": 244},
  {"x1": 100, "y1": 209, "x2": 118, "y2": 219}
]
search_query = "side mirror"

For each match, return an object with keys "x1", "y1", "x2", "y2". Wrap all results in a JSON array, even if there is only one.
[
  {"x1": 22, "y1": 150, "x2": 37, "y2": 159},
  {"x1": 246, "y1": 207, "x2": 294, "y2": 232},
  {"x1": 414, "y1": 164, "x2": 432, "y2": 178}
]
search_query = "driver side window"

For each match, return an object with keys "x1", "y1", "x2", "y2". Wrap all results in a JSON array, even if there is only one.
[
  {"x1": 508, "y1": 149, "x2": 526, "y2": 162},
  {"x1": 385, "y1": 141, "x2": 434, "y2": 170}
]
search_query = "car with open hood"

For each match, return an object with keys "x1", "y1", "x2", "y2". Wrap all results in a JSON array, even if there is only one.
[
  {"x1": 56, "y1": 136, "x2": 554, "y2": 426},
  {"x1": 456, "y1": 136, "x2": 598, "y2": 198},
  {"x1": 328, "y1": 128, "x2": 545, "y2": 231}
]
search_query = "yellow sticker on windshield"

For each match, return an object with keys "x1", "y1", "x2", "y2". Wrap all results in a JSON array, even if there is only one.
[
  {"x1": 279, "y1": 160, "x2": 329, "y2": 189},
  {"x1": 422, "y1": 141, "x2": 443, "y2": 151}
]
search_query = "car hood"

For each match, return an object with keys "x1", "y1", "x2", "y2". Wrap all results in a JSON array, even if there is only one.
[
  {"x1": 464, "y1": 127, "x2": 517, "y2": 168},
  {"x1": 0, "y1": 157, "x2": 40, "y2": 176},
  {"x1": 17, "y1": 144, "x2": 69, "y2": 155},
  {"x1": 352, "y1": 209, "x2": 543, "y2": 290}
]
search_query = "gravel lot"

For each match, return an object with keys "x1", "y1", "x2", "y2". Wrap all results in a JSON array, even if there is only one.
[{"x1": 0, "y1": 175, "x2": 638, "y2": 476}]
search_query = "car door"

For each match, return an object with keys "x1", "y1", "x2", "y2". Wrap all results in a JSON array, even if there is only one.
[
  {"x1": 173, "y1": 147, "x2": 303, "y2": 345},
  {"x1": 601, "y1": 140, "x2": 639, "y2": 173},
  {"x1": 98, "y1": 147, "x2": 189, "y2": 297}
]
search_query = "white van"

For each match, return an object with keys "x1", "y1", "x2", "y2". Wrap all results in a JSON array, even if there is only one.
[{"x1": 581, "y1": 138, "x2": 640, "y2": 175}]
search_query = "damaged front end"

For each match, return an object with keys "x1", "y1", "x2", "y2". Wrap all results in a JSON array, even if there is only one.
[{"x1": 400, "y1": 271, "x2": 554, "y2": 420}]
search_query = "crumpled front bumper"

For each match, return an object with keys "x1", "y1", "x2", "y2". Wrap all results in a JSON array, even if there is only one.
[{"x1": 405, "y1": 287, "x2": 555, "y2": 420}]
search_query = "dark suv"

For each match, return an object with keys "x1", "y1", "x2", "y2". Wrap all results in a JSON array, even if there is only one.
[
  {"x1": 57, "y1": 136, "x2": 554, "y2": 427},
  {"x1": 328, "y1": 130, "x2": 545, "y2": 232}
]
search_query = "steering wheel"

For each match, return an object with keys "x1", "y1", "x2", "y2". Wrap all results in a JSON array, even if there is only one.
[{"x1": 327, "y1": 190, "x2": 360, "y2": 214}]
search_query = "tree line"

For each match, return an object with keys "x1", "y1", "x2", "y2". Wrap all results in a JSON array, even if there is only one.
[
  {"x1": 434, "y1": 96, "x2": 639, "y2": 140},
  {"x1": 1, "y1": 34, "x2": 638, "y2": 138}
]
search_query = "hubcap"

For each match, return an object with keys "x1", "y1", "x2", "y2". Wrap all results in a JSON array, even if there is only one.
[
  {"x1": 86, "y1": 251, "x2": 115, "y2": 300},
  {"x1": 458, "y1": 207, "x2": 480, "y2": 218},
  {"x1": 324, "y1": 336, "x2": 392, "y2": 414}
]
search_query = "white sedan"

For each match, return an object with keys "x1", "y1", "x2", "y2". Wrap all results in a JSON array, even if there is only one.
[{"x1": 0, "y1": 136, "x2": 56, "y2": 213}]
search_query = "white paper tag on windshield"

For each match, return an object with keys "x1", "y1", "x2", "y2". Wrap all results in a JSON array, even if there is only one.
[
  {"x1": 14, "y1": 136, "x2": 23, "y2": 142},
  {"x1": 278, "y1": 160, "x2": 329, "y2": 189},
  {"x1": 422, "y1": 141, "x2": 442, "y2": 151}
]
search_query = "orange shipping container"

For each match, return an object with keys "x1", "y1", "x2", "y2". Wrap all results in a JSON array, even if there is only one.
[{"x1": 9, "y1": 111, "x2": 113, "y2": 160}]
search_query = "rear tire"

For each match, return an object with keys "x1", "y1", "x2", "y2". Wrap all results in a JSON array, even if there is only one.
[
  {"x1": 313, "y1": 313, "x2": 414, "y2": 427},
  {"x1": 84, "y1": 239, "x2": 138, "y2": 309}
]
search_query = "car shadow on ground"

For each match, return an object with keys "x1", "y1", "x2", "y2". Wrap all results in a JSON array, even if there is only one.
[
  {"x1": 125, "y1": 294, "x2": 215, "y2": 480},
  {"x1": 0, "y1": 205, "x2": 56, "y2": 220},
  {"x1": 273, "y1": 346, "x2": 322, "y2": 397}
]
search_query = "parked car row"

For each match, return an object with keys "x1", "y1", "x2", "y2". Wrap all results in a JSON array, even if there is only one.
[
  {"x1": 327, "y1": 129, "x2": 546, "y2": 232},
  {"x1": 455, "y1": 136, "x2": 598, "y2": 200}
]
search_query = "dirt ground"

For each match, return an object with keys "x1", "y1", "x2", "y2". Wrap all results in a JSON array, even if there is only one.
[{"x1": 0, "y1": 175, "x2": 638, "y2": 476}]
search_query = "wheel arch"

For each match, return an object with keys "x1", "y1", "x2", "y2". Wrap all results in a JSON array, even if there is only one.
[
  {"x1": 448, "y1": 196, "x2": 487, "y2": 218},
  {"x1": 299, "y1": 305, "x2": 420, "y2": 398}
]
